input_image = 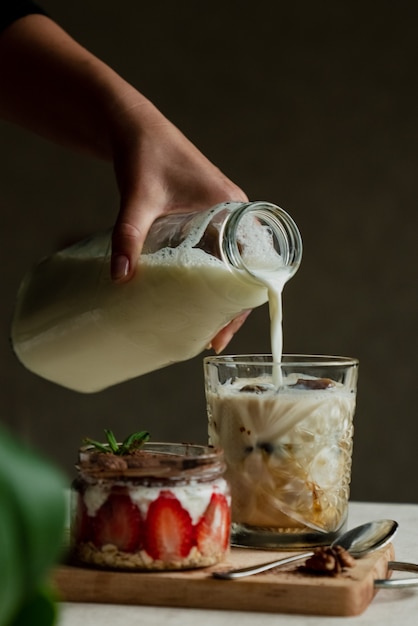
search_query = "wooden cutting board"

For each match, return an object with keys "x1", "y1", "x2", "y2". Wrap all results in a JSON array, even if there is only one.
[{"x1": 52, "y1": 543, "x2": 394, "y2": 617}]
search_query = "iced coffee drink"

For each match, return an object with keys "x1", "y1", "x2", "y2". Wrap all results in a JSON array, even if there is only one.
[{"x1": 204, "y1": 355, "x2": 358, "y2": 548}]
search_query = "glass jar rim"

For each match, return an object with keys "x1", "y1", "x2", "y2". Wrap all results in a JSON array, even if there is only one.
[
  {"x1": 204, "y1": 353, "x2": 359, "y2": 367},
  {"x1": 77, "y1": 442, "x2": 225, "y2": 481}
]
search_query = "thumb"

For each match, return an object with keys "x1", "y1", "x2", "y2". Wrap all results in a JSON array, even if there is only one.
[{"x1": 110, "y1": 202, "x2": 158, "y2": 282}]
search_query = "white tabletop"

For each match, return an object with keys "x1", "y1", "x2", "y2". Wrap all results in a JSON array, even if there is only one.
[{"x1": 57, "y1": 501, "x2": 418, "y2": 626}]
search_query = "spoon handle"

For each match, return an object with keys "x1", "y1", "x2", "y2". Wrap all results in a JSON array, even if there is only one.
[{"x1": 212, "y1": 550, "x2": 315, "y2": 579}]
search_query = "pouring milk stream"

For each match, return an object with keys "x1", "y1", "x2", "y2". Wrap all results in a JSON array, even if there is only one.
[{"x1": 11, "y1": 201, "x2": 302, "y2": 392}]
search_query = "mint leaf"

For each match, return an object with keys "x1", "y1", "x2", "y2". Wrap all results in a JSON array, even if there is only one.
[
  {"x1": 83, "y1": 429, "x2": 151, "y2": 456},
  {"x1": 82, "y1": 437, "x2": 109, "y2": 453},
  {"x1": 104, "y1": 429, "x2": 119, "y2": 454},
  {"x1": 121, "y1": 430, "x2": 150, "y2": 454}
]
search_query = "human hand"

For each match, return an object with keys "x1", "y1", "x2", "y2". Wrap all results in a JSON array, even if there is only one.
[
  {"x1": 108, "y1": 99, "x2": 252, "y2": 352},
  {"x1": 109, "y1": 98, "x2": 247, "y2": 282}
]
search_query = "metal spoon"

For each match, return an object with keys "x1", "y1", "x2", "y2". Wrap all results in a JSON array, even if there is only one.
[{"x1": 212, "y1": 519, "x2": 398, "y2": 579}]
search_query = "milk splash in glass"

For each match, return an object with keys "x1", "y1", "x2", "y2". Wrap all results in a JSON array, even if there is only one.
[{"x1": 205, "y1": 354, "x2": 358, "y2": 548}]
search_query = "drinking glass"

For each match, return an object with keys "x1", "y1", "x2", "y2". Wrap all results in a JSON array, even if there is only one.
[{"x1": 204, "y1": 354, "x2": 359, "y2": 548}]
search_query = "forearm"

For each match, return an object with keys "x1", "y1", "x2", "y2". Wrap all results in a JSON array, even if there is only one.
[
  {"x1": 0, "y1": 14, "x2": 154, "y2": 160},
  {"x1": 0, "y1": 11, "x2": 247, "y2": 294}
]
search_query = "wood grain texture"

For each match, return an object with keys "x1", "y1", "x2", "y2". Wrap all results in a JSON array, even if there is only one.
[{"x1": 52, "y1": 543, "x2": 395, "y2": 616}]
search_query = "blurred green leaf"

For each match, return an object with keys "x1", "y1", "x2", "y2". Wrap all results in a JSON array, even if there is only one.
[
  {"x1": 0, "y1": 425, "x2": 66, "y2": 626},
  {"x1": 12, "y1": 586, "x2": 58, "y2": 626},
  {"x1": 0, "y1": 471, "x2": 24, "y2": 625}
]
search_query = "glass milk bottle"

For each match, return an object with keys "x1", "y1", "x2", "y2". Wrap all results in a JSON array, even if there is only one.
[{"x1": 11, "y1": 201, "x2": 302, "y2": 392}]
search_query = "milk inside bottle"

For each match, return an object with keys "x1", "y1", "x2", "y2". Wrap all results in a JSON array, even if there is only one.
[{"x1": 11, "y1": 202, "x2": 302, "y2": 393}]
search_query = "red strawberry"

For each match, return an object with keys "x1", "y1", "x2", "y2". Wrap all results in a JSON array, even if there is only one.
[
  {"x1": 196, "y1": 492, "x2": 230, "y2": 556},
  {"x1": 73, "y1": 493, "x2": 92, "y2": 543},
  {"x1": 92, "y1": 493, "x2": 143, "y2": 552},
  {"x1": 144, "y1": 490, "x2": 194, "y2": 561}
]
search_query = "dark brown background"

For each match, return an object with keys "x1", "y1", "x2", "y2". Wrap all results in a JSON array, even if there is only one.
[{"x1": 1, "y1": 1, "x2": 417, "y2": 503}]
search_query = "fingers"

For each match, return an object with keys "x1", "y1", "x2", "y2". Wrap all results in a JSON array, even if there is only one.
[
  {"x1": 110, "y1": 205, "x2": 157, "y2": 282},
  {"x1": 210, "y1": 310, "x2": 252, "y2": 354}
]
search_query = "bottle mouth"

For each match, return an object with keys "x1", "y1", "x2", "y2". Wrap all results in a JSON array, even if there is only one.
[{"x1": 220, "y1": 202, "x2": 303, "y2": 280}]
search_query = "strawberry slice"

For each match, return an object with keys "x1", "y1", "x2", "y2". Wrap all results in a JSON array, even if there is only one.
[
  {"x1": 92, "y1": 492, "x2": 143, "y2": 552},
  {"x1": 144, "y1": 490, "x2": 194, "y2": 561},
  {"x1": 195, "y1": 492, "x2": 231, "y2": 556},
  {"x1": 73, "y1": 493, "x2": 91, "y2": 543}
]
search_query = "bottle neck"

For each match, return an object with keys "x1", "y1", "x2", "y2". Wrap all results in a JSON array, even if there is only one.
[{"x1": 220, "y1": 202, "x2": 302, "y2": 281}]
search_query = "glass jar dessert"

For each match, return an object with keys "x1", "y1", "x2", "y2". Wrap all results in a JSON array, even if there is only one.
[{"x1": 70, "y1": 438, "x2": 231, "y2": 570}]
